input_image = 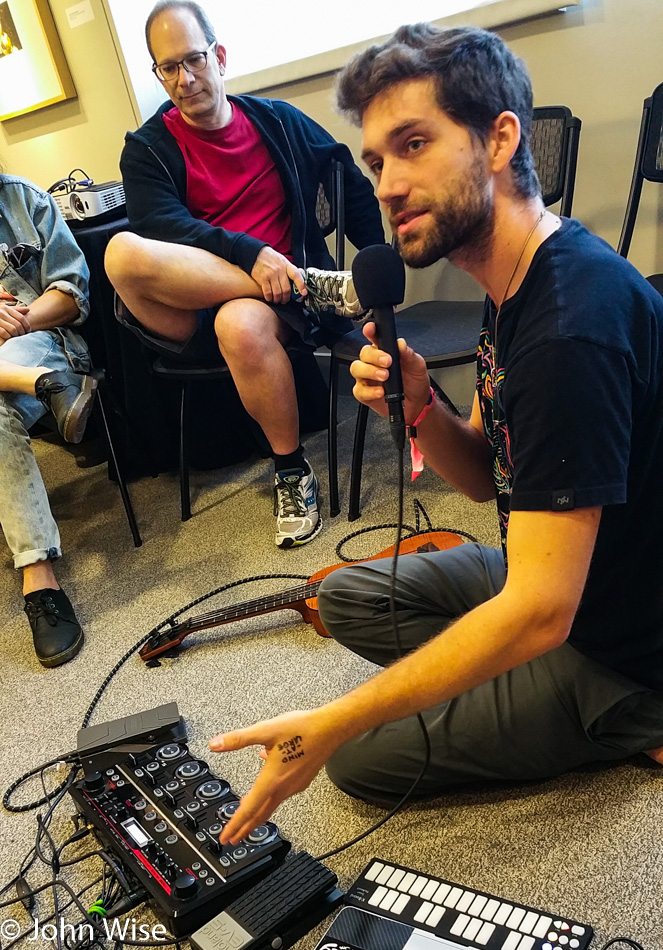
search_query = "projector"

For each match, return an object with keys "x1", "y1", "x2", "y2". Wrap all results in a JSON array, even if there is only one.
[{"x1": 53, "y1": 180, "x2": 126, "y2": 223}]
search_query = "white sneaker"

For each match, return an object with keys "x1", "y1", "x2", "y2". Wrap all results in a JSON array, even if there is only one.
[
  {"x1": 303, "y1": 268, "x2": 366, "y2": 318},
  {"x1": 274, "y1": 467, "x2": 322, "y2": 548}
]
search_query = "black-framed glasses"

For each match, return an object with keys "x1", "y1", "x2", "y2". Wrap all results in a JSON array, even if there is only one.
[{"x1": 152, "y1": 41, "x2": 216, "y2": 82}]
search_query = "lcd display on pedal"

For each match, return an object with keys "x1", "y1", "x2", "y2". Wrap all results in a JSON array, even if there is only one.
[{"x1": 122, "y1": 818, "x2": 152, "y2": 849}]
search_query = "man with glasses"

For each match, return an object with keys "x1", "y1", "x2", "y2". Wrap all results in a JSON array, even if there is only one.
[{"x1": 105, "y1": 0, "x2": 384, "y2": 548}]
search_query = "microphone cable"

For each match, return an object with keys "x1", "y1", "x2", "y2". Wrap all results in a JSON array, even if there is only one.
[{"x1": 317, "y1": 428, "x2": 433, "y2": 861}]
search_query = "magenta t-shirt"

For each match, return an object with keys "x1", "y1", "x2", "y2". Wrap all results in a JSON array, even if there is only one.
[{"x1": 163, "y1": 103, "x2": 293, "y2": 260}]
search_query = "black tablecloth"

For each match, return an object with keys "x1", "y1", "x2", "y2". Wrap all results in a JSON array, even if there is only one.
[{"x1": 70, "y1": 218, "x2": 328, "y2": 477}]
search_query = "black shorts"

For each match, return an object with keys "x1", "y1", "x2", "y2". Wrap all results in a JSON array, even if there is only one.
[{"x1": 115, "y1": 297, "x2": 349, "y2": 366}]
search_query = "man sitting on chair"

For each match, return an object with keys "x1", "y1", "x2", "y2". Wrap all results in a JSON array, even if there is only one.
[
  {"x1": 0, "y1": 172, "x2": 97, "y2": 668},
  {"x1": 105, "y1": 0, "x2": 384, "y2": 548}
]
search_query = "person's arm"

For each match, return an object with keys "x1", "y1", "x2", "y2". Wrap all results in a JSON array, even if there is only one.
[
  {"x1": 24, "y1": 289, "x2": 79, "y2": 331},
  {"x1": 31, "y1": 191, "x2": 90, "y2": 326},
  {"x1": 120, "y1": 133, "x2": 306, "y2": 303},
  {"x1": 210, "y1": 504, "x2": 601, "y2": 843},
  {"x1": 351, "y1": 322, "x2": 495, "y2": 501},
  {"x1": 121, "y1": 133, "x2": 267, "y2": 275}
]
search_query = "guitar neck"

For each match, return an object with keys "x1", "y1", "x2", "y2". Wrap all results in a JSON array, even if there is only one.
[{"x1": 181, "y1": 580, "x2": 322, "y2": 633}]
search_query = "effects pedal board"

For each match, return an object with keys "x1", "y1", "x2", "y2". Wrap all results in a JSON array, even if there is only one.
[{"x1": 70, "y1": 738, "x2": 290, "y2": 936}]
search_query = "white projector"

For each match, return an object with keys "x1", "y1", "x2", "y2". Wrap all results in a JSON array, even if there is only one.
[{"x1": 53, "y1": 181, "x2": 126, "y2": 222}]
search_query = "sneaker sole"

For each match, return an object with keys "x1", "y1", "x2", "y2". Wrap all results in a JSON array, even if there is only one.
[
  {"x1": 276, "y1": 516, "x2": 323, "y2": 549},
  {"x1": 62, "y1": 376, "x2": 98, "y2": 444},
  {"x1": 36, "y1": 629, "x2": 85, "y2": 668}
]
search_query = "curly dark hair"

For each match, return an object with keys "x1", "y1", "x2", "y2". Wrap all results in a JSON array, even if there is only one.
[{"x1": 336, "y1": 23, "x2": 539, "y2": 200}]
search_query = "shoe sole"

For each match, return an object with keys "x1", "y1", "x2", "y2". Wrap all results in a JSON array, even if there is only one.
[
  {"x1": 36, "y1": 629, "x2": 85, "y2": 668},
  {"x1": 62, "y1": 376, "x2": 98, "y2": 444},
  {"x1": 276, "y1": 515, "x2": 323, "y2": 549}
]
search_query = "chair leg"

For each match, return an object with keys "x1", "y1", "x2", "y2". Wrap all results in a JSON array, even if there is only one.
[
  {"x1": 328, "y1": 355, "x2": 340, "y2": 517},
  {"x1": 348, "y1": 402, "x2": 369, "y2": 522},
  {"x1": 180, "y1": 381, "x2": 191, "y2": 521},
  {"x1": 95, "y1": 370, "x2": 160, "y2": 480},
  {"x1": 95, "y1": 387, "x2": 142, "y2": 547}
]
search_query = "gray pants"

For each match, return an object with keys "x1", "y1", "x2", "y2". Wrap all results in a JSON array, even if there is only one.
[{"x1": 316, "y1": 543, "x2": 663, "y2": 806}]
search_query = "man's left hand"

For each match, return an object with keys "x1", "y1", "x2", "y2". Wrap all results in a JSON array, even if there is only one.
[
  {"x1": 209, "y1": 708, "x2": 341, "y2": 844},
  {"x1": 251, "y1": 247, "x2": 307, "y2": 305}
]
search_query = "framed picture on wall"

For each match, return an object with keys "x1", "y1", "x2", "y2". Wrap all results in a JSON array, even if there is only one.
[{"x1": 0, "y1": 0, "x2": 76, "y2": 121}]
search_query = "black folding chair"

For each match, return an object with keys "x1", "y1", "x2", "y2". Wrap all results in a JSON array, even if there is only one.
[
  {"x1": 118, "y1": 160, "x2": 347, "y2": 522},
  {"x1": 617, "y1": 82, "x2": 663, "y2": 261}
]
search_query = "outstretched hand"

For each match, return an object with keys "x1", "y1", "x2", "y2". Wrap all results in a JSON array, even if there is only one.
[
  {"x1": 209, "y1": 708, "x2": 343, "y2": 844},
  {"x1": 351, "y1": 321, "x2": 431, "y2": 423}
]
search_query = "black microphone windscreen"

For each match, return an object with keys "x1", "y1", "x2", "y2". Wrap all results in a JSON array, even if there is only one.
[{"x1": 352, "y1": 245, "x2": 406, "y2": 309}]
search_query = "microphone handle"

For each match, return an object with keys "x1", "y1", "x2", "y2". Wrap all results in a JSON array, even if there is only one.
[{"x1": 372, "y1": 304, "x2": 405, "y2": 449}]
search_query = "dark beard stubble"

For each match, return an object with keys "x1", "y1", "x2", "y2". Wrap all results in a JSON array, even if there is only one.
[{"x1": 394, "y1": 152, "x2": 494, "y2": 269}]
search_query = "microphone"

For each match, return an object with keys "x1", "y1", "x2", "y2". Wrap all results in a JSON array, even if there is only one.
[{"x1": 352, "y1": 245, "x2": 407, "y2": 448}]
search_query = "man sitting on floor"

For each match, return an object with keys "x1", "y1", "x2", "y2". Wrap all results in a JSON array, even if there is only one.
[
  {"x1": 105, "y1": 0, "x2": 384, "y2": 548},
  {"x1": 206, "y1": 23, "x2": 663, "y2": 843}
]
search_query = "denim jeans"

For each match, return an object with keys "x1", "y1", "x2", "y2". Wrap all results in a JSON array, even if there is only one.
[{"x1": 0, "y1": 328, "x2": 90, "y2": 569}]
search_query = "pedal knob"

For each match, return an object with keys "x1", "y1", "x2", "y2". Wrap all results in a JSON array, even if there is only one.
[
  {"x1": 173, "y1": 873, "x2": 198, "y2": 900},
  {"x1": 84, "y1": 772, "x2": 105, "y2": 795}
]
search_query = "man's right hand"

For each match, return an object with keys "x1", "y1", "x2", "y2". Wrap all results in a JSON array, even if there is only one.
[
  {"x1": 0, "y1": 304, "x2": 31, "y2": 343},
  {"x1": 251, "y1": 247, "x2": 308, "y2": 306},
  {"x1": 350, "y1": 321, "x2": 431, "y2": 423}
]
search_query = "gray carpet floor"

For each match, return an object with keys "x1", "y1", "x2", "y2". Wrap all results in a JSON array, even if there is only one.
[{"x1": 0, "y1": 392, "x2": 660, "y2": 950}]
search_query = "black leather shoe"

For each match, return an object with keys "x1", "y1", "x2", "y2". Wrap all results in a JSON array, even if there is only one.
[
  {"x1": 23, "y1": 588, "x2": 84, "y2": 667},
  {"x1": 34, "y1": 370, "x2": 98, "y2": 444}
]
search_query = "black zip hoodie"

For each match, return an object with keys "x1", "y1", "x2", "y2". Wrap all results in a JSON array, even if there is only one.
[{"x1": 120, "y1": 94, "x2": 385, "y2": 275}]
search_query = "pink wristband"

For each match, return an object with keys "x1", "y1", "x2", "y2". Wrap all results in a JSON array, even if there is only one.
[{"x1": 409, "y1": 386, "x2": 435, "y2": 480}]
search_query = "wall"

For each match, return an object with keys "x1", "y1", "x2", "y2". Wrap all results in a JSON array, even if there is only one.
[
  {"x1": 0, "y1": 0, "x2": 660, "y2": 403},
  {"x1": 238, "y1": 0, "x2": 663, "y2": 403},
  {"x1": 246, "y1": 0, "x2": 662, "y2": 286},
  {"x1": 0, "y1": 0, "x2": 138, "y2": 191}
]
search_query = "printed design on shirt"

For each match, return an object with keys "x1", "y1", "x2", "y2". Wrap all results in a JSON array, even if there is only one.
[{"x1": 477, "y1": 325, "x2": 513, "y2": 559}]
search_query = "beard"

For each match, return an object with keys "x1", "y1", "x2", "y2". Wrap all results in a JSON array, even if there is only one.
[{"x1": 393, "y1": 152, "x2": 494, "y2": 268}]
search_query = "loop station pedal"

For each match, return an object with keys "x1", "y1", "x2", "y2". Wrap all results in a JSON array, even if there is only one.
[{"x1": 69, "y1": 738, "x2": 289, "y2": 936}]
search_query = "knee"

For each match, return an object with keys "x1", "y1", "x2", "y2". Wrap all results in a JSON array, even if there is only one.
[
  {"x1": 215, "y1": 301, "x2": 279, "y2": 364},
  {"x1": 105, "y1": 232, "x2": 155, "y2": 292},
  {"x1": 325, "y1": 739, "x2": 399, "y2": 808},
  {"x1": 317, "y1": 566, "x2": 371, "y2": 644}
]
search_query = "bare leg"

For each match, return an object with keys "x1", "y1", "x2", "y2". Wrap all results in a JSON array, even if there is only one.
[
  {"x1": 23, "y1": 560, "x2": 59, "y2": 595},
  {"x1": 0, "y1": 361, "x2": 44, "y2": 395},
  {"x1": 646, "y1": 747, "x2": 663, "y2": 764},
  {"x1": 214, "y1": 299, "x2": 299, "y2": 455},
  {"x1": 105, "y1": 232, "x2": 266, "y2": 342}
]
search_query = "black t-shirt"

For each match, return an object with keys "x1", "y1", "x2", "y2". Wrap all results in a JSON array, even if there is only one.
[{"x1": 477, "y1": 217, "x2": 663, "y2": 689}]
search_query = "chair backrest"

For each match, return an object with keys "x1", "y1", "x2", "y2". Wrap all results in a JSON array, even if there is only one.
[
  {"x1": 530, "y1": 106, "x2": 582, "y2": 217},
  {"x1": 315, "y1": 158, "x2": 345, "y2": 269},
  {"x1": 617, "y1": 82, "x2": 663, "y2": 258}
]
